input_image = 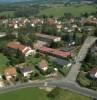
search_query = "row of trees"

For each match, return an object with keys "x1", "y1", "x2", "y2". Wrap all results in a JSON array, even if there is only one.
[
  {"x1": 17, "y1": 24, "x2": 37, "y2": 46},
  {"x1": 81, "y1": 46, "x2": 97, "y2": 72},
  {"x1": 41, "y1": 23, "x2": 58, "y2": 35},
  {"x1": 14, "y1": 7, "x2": 39, "y2": 17},
  {"x1": 3, "y1": 48, "x2": 25, "y2": 66},
  {"x1": 0, "y1": 4, "x2": 40, "y2": 18}
]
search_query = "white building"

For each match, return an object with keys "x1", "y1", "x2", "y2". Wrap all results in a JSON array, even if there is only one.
[
  {"x1": 90, "y1": 68, "x2": 97, "y2": 78},
  {"x1": 36, "y1": 33, "x2": 61, "y2": 43},
  {"x1": 19, "y1": 67, "x2": 34, "y2": 77},
  {"x1": 7, "y1": 42, "x2": 36, "y2": 57}
]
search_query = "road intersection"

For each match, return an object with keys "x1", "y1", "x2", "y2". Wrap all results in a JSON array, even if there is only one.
[{"x1": 0, "y1": 36, "x2": 97, "y2": 98}]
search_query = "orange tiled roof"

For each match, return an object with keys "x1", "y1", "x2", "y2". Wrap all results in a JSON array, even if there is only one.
[
  {"x1": 4, "y1": 67, "x2": 17, "y2": 76},
  {"x1": 39, "y1": 59, "x2": 48, "y2": 68},
  {"x1": 7, "y1": 42, "x2": 26, "y2": 52}
]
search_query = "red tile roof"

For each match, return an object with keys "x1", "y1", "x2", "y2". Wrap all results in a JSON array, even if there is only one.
[
  {"x1": 38, "y1": 46, "x2": 71, "y2": 58},
  {"x1": 4, "y1": 67, "x2": 17, "y2": 76},
  {"x1": 47, "y1": 18, "x2": 55, "y2": 24},
  {"x1": 7, "y1": 42, "x2": 26, "y2": 52},
  {"x1": 90, "y1": 68, "x2": 97, "y2": 75},
  {"x1": 39, "y1": 59, "x2": 48, "y2": 68}
]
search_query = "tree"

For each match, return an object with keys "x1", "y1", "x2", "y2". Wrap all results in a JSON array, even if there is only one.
[
  {"x1": 64, "y1": 33, "x2": 71, "y2": 42},
  {"x1": 47, "y1": 88, "x2": 60, "y2": 99},
  {"x1": 72, "y1": 33, "x2": 77, "y2": 41},
  {"x1": 14, "y1": 7, "x2": 39, "y2": 17},
  {"x1": 80, "y1": 34, "x2": 86, "y2": 44},
  {"x1": 41, "y1": 24, "x2": 57, "y2": 35},
  {"x1": 50, "y1": 41, "x2": 64, "y2": 48},
  {"x1": 94, "y1": 29, "x2": 97, "y2": 37},
  {"x1": 29, "y1": 33, "x2": 37, "y2": 43},
  {"x1": 82, "y1": 13, "x2": 89, "y2": 18},
  {"x1": 3, "y1": 48, "x2": 25, "y2": 65}
]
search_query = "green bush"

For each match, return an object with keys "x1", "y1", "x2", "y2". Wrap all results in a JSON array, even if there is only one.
[{"x1": 77, "y1": 71, "x2": 91, "y2": 87}]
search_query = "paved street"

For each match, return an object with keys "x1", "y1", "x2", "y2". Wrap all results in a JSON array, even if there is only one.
[
  {"x1": 49, "y1": 80, "x2": 97, "y2": 98},
  {"x1": 0, "y1": 79, "x2": 97, "y2": 98},
  {"x1": 0, "y1": 36, "x2": 97, "y2": 98},
  {"x1": 66, "y1": 36, "x2": 97, "y2": 81}
]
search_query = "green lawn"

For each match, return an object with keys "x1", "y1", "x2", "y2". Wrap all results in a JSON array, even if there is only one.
[
  {"x1": 25, "y1": 55, "x2": 41, "y2": 66},
  {"x1": 39, "y1": 4, "x2": 97, "y2": 16},
  {"x1": 0, "y1": 87, "x2": 91, "y2": 100},
  {"x1": 0, "y1": 53, "x2": 9, "y2": 73}
]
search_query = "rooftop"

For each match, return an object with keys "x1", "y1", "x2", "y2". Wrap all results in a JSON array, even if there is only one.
[
  {"x1": 4, "y1": 67, "x2": 17, "y2": 76},
  {"x1": 36, "y1": 33, "x2": 61, "y2": 40},
  {"x1": 90, "y1": 68, "x2": 97, "y2": 75},
  {"x1": 39, "y1": 46, "x2": 71, "y2": 58},
  {"x1": 39, "y1": 59, "x2": 48, "y2": 68},
  {"x1": 19, "y1": 66, "x2": 33, "y2": 73},
  {"x1": 7, "y1": 42, "x2": 26, "y2": 51}
]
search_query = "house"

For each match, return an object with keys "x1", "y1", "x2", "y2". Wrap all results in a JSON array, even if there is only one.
[
  {"x1": 36, "y1": 33, "x2": 61, "y2": 43},
  {"x1": 0, "y1": 74, "x2": 2, "y2": 80},
  {"x1": 38, "y1": 46, "x2": 71, "y2": 58},
  {"x1": 7, "y1": 42, "x2": 36, "y2": 57},
  {"x1": 89, "y1": 68, "x2": 97, "y2": 78},
  {"x1": 19, "y1": 67, "x2": 33, "y2": 77},
  {"x1": 47, "y1": 18, "x2": 55, "y2": 25},
  {"x1": 14, "y1": 24, "x2": 19, "y2": 29},
  {"x1": 0, "y1": 74, "x2": 4, "y2": 88},
  {"x1": 56, "y1": 24, "x2": 63, "y2": 32},
  {"x1": 4, "y1": 67, "x2": 17, "y2": 80},
  {"x1": 39, "y1": 59, "x2": 48, "y2": 71},
  {"x1": 0, "y1": 33, "x2": 6, "y2": 38},
  {"x1": 56, "y1": 24, "x2": 63, "y2": 29},
  {"x1": 50, "y1": 56, "x2": 72, "y2": 68}
]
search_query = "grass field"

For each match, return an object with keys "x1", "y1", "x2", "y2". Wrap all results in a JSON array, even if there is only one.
[
  {"x1": 0, "y1": 4, "x2": 96, "y2": 17},
  {"x1": 39, "y1": 4, "x2": 97, "y2": 16},
  {"x1": 0, "y1": 53, "x2": 9, "y2": 73},
  {"x1": 0, "y1": 87, "x2": 91, "y2": 100},
  {"x1": 0, "y1": 11, "x2": 14, "y2": 17}
]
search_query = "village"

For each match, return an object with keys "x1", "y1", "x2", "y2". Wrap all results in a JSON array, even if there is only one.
[{"x1": 0, "y1": 14, "x2": 97, "y2": 91}]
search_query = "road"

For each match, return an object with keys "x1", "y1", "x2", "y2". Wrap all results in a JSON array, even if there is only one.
[
  {"x1": 49, "y1": 80, "x2": 97, "y2": 98},
  {"x1": 66, "y1": 36, "x2": 97, "y2": 81},
  {"x1": 0, "y1": 79, "x2": 97, "y2": 98},
  {"x1": 0, "y1": 36, "x2": 97, "y2": 98}
]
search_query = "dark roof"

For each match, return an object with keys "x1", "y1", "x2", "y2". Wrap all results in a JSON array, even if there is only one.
[
  {"x1": 19, "y1": 67, "x2": 33, "y2": 73},
  {"x1": 61, "y1": 47, "x2": 74, "y2": 52},
  {"x1": 36, "y1": 33, "x2": 61, "y2": 40},
  {"x1": 50, "y1": 56, "x2": 69, "y2": 67}
]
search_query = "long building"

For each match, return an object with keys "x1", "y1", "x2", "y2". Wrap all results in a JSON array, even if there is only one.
[
  {"x1": 36, "y1": 33, "x2": 61, "y2": 43},
  {"x1": 38, "y1": 46, "x2": 71, "y2": 58},
  {"x1": 7, "y1": 42, "x2": 36, "y2": 57}
]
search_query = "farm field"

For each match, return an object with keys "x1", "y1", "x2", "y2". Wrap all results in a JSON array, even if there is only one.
[
  {"x1": 0, "y1": 4, "x2": 97, "y2": 17},
  {"x1": 0, "y1": 11, "x2": 14, "y2": 17},
  {"x1": 39, "y1": 4, "x2": 97, "y2": 16},
  {"x1": 0, "y1": 87, "x2": 91, "y2": 100}
]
